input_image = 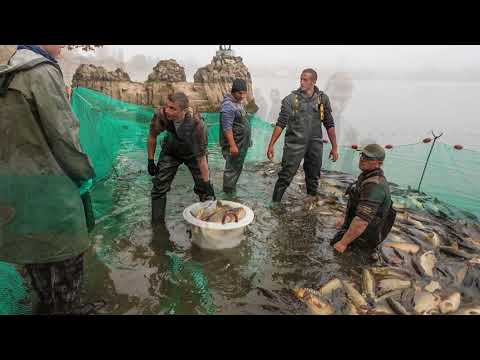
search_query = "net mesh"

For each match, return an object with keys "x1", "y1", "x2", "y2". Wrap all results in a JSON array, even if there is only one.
[{"x1": 2, "y1": 86, "x2": 479, "y2": 315}]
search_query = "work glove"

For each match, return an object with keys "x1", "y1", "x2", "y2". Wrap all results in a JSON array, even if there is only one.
[
  {"x1": 148, "y1": 159, "x2": 159, "y2": 176},
  {"x1": 198, "y1": 180, "x2": 216, "y2": 202}
]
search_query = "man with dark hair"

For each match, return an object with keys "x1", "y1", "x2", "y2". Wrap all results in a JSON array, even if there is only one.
[
  {"x1": 267, "y1": 68, "x2": 339, "y2": 203},
  {"x1": 0, "y1": 45, "x2": 97, "y2": 314},
  {"x1": 147, "y1": 92, "x2": 215, "y2": 225},
  {"x1": 331, "y1": 144, "x2": 395, "y2": 253},
  {"x1": 219, "y1": 78, "x2": 252, "y2": 195}
]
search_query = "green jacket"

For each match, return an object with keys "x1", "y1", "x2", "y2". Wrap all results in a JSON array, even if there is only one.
[{"x1": 0, "y1": 48, "x2": 95, "y2": 264}]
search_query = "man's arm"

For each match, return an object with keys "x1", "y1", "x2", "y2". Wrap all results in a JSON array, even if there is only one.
[
  {"x1": 333, "y1": 182, "x2": 385, "y2": 253},
  {"x1": 31, "y1": 64, "x2": 94, "y2": 185},
  {"x1": 147, "y1": 109, "x2": 166, "y2": 175},
  {"x1": 197, "y1": 155, "x2": 210, "y2": 182},
  {"x1": 323, "y1": 95, "x2": 339, "y2": 162},
  {"x1": 267, "y1": 96, "x2": 291, "y2": 160},
  {"x1": 334, "y1": 216, "x2": 369, "y2": 253},
  {"x1": 147, "y1": 134, "x2": 158, "y2": 160},
  {"x1": 221, "y1": 104, "x2": 239, "y2": 157}
]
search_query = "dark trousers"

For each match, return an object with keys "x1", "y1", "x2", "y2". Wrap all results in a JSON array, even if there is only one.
[
  {"x1": 223, "y1": 150, "x2": 248, "y2": 194},
  {"x1": 25, "y1": 253, "x2": 84, "y2": 314},
  {"x1": 151, "y1": 154, "x2": 206, "y2": 202},
  {"x1": 273, "y1": 140, "x2": 323, "y2": 202}
]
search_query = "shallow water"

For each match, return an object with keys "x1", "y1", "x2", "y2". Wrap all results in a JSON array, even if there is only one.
[{"x1": 80, "y1": 143, "x2": 379, "y2": 315}]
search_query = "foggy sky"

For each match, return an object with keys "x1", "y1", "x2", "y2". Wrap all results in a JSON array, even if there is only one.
[{"x1": 115, "y1": 45, "x2": 480, "y2": 71}]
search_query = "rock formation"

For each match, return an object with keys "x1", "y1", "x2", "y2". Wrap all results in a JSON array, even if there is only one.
[
  {"x1": 0, "y1": 45, "x2": 16, "y2": 65},
  {"x1": 194, "y1": 54, "x2": 253, "y2": 108},
  {"x1": 72, "y1": 64, "x2": 148, "y2": 105},
  {"x1": 71, "y1": 52, "x2": 254, "y2": 112}
]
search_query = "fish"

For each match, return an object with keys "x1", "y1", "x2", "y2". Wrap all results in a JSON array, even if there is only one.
[
  {"x1": 380, "y1": 246, "x2": 404, "y2": 266},
  {"x1": 403, "y1": 214, "x2": 426, "y2": 229},
  {"x1": 342, "y1": 281, "x2": 369, "y2": 310},
  {"x1": 374, "y1": 289, "x2": 404, "y2": 303},
  {"x1": 439, "y1": 292, "x2": 461, "y2": 314},
  {"x1": 454, "y1": 306, "x2": 480, "y2": 315},
  {"x1": 370, "y1": 267, "x2": 412, "y2": 280},
  {"x1": 406, "y1": 196, "x2": 424, "y2": 210},
  {"x1": 414, "y1": 291, "x2": 441, "y2": 314},
  {"x1": 362, "y1": 269, "x2": 376, "y2": 300},
  {"x1": 292, "y1": 288, "x2": 335, "y2": 315},
  {"x1": 458, "y1": 238, "x2": 480, "y2": 253},
  {"x1": 424, "y1": 281, "x2": 442, "y2": 293},
  {"x1": 386, "y1": 233, "x2": 409, "y2": 243},
  {"x1": 423, "y1": 232, "x2": 441, "y2": 248},
  {"x1": 387, "y1": 297, "x2": 410, "y2": 315},
  {"x1": 367, "y1": 301, "x2": 395, "y2": 315},
  {"x1": 383, "y1": 242, "x2": 420, "y2": 255},
  {"x1": 195, "y1": 201, "x2": 246, "y2": 224},
  {"x1": 468, "y1": 257, "x2": 480, "y2": 266},
  {"x1": 439, "y1": 246, "x2": 475, "y2": 260},
  {"x1": 344, "y1": 301, "x2": 360, "y2": 315},
  {"x1": 413, "y1": 251, "x2": 436, "y2": 277},
  {"x1": 455, "y1": 265, "x2": 469, "y2": 285},
  {"x1": 377, "y1": 279, "x2": 411, "y2": 296},
  {"x1": 318, "y1": 278, "x2": 343, "y2": 298}
]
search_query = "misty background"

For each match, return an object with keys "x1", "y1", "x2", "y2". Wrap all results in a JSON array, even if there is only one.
[{"x1": 69, "y1": 45, "x2": 480, "y2": 147}]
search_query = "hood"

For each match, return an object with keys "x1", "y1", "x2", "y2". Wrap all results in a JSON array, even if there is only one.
[{"x1": 0, "y1": 48, "x2": 57, "y2": 77}]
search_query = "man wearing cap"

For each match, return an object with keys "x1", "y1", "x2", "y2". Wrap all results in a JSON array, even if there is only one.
[
  {"x1": 331, "y1": 144, "x2": 395, "y2": 253},
  {"x1": 267, "y1": 68, "x2": 339, "y2": 203},
  {"x1": 219, "y1": 79, "x2": 252, "y2": 195}
]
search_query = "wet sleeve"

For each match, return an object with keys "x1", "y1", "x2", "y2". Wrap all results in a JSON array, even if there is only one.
[
  {"x1": 30, "y1": 64, "x2": 95, "y2": 184},
  {"x1": 322, "y1": 94, "x2": 335, "y2": 130},
  {"x1": 192, "y1": 114, "x2": 208, "y2": 158},
  {"x1": 355, "y1": 183, "x2": 386, "y2": 223},
  {"x1": 149, "y1": 108, "x2": 166, "y2": 137},
  {"x1": 275, "y1": 96, "x2": 293, "y2": 129},
  {"x1": 220, "y1": 102, "x2": 235, "y2": 132}
]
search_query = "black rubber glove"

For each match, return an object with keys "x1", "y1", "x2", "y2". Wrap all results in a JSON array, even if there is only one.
[
  {"x1": 148, "y1": 159, "x2": 158, "y2": 176},
  {"x1": 199, "y1": 180, "x2": 216, "y2": 202}
]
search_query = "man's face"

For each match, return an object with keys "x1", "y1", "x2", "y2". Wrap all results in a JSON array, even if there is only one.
[
  {"x1": 300, "y1": 72, "x2": 315, "y2": 92},
  {"x1": 40, "y1": 45, "x2": 65, "y2": 59},
  {"x1": 232, "y1": 91, "x2": 247, "y2": 103},
  {"x1": 164, "y1": 100, "x2": 184, "y2": 121},
  {"x1": 359, "y1": 153, "x2": 381, "y2": 172}
]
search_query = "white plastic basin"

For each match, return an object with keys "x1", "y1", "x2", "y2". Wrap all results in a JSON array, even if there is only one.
[{"x1": 183, "y1": 200, "x2": 255, "y2": 250}]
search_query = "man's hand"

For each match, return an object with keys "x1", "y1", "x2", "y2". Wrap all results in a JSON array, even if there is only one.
[
  {"x1": 333, "y1": 240, "x2": 348, "y2": 253},
  {"x1": 230, "y1": 143, "x2": 240, "y2": 157},
  {"x1": 148, "y1": 159, "x2": 158, "y2": 176},
  {"x1": 329, "y1": 147, "x2": 339, "y2": 162},
  {"x1": 267, "y1": 145, "x2": 274, "y2": 161},
  {"x1": 199, "y1": 180, "x2": 216, "y2": 202}
]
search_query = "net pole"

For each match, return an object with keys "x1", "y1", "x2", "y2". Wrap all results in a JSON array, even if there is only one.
[{"x1": 417, "y1": 131, "x2": 444, "y2": 192}]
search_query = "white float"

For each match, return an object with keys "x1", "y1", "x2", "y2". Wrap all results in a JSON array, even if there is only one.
[{"x1": 183, "y1": 200, "x2": 254, "y2": 250}]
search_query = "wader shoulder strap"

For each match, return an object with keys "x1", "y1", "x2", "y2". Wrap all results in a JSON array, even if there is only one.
[
  {"x1": 291, "y1": 94, "x2": 300, "y2": 117},
  {"x1": 318, "y1": 92, "x2": 325, "y2": 121}
]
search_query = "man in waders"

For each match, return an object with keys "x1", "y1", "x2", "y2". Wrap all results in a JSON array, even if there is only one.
[
  {"x1": 0, "y1": 45, "x2": 99, "y2": 315},
  {"x1": 219, "y1": 79, "x2": 252, "y2": 196},
  {"x1": 148, "y1": 92, "x2": 215, "y2": 226},
  {"x1": 331, "y1": 144, "x2": 396, "y2": 253},
  {"x1": 267, "y1": 68, "x2": 339, "y2": 203}
]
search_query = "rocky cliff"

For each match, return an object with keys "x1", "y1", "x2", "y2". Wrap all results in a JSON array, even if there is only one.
[
  {"x1": 193, "y1": 54, "x2": 253, "y2": 108},
  {"x1": 71, "y1": 52, "x2": 255, "y2": 112},
  {"x1": 0, "y1": 45, "x2": 16, "y2": 65}
]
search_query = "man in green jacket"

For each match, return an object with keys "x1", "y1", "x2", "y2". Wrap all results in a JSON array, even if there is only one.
[{"x1": 0, "y1": 45, "x2": 96, "y2": 314}]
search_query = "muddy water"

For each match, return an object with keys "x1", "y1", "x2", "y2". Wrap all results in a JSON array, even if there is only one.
[{"x1": 81, "y1": 145, "x2": 480, "y2": 315}]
